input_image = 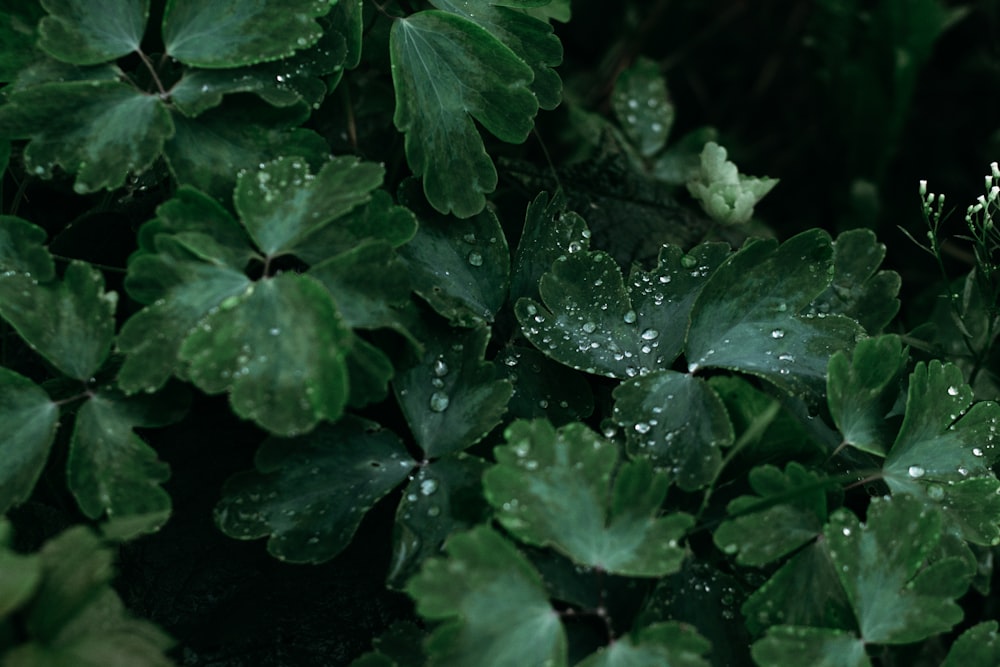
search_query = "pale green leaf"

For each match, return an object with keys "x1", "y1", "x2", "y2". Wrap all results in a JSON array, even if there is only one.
[
  {"x1": 0, "y1": 368, "x2": 59, "y2": 514},
  {"x1": 38, "y1": 0, "x2": 148, "y2": 65},
  {"x1": 215, "y1": 416, "x2": 416, "y2": 563},
  {"x1": 178, "y1": 273, "x2": 352, "y2": 436},
  {"x1": 612, "y1": 370, "x2": 732, "y2": 490},
  {"x1": 162, "y1": 0, "x2": 333, "y2": 68},
  {"x1": 483, "y1": 419, "x2": 692, "y2": 576},
  {"x1": 390, "y1": 10, "x2": 538, "y2": 216},
  {"x1": 0, "y1": 261, "x2": 116, "y2": 380},
  {"x1": 0, "y1": 81, "x2": 172, "y2": 193},
  {"x1": 406, "y1": 525, "x2": 567, "y2": 667}
]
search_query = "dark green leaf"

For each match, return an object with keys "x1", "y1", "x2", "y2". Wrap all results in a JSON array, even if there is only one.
[
  {"x1": 0, "y1": 521, "x2": 41, "y2": 620},
  {"x1": 686, "y1": 229, "x2": 863, "y2": 397},
  {"x1": 827, "y1": 334, "x2": 907, "y2": 456},
  {"x1": 178, "y1": 273, "x2": 352, "y2": 436},
  {"x1": 398, "y1": 188, "x2": 511, "y2": 325},
  {"x1": 38, "y1": 0, "x2": 148, "y2": 65},
  {"x1": 809, "y1": 229, "x2": 900, "y2": 334},
  {"x1": 498, "y1": 345, "x2": 594, "y2": 426},
  {"x1": 0, "y1": 261, "x2": 116, "y2": 380},
  {"x1": 713, "y1": 463, "x2": 829, "y2": 566},
  {"x1": 0, "y1": 81, "x2": 173, "y2": 193},
  {"x1": 752, "y1": 627, "x2": 870, "y2": 667},
  {"x1": 390, "y1": 10, "x2": 537, "y2": 216},
  {"x1": 483, "y1": 419, "x2": 692, "y2": 576},
  {"x1": 162, "y1": 0, "x2": 333, "y2": 68},
  {"x1": 0, "y1": 368, "x2": 59, "y2": 514},
  {"x1": 651, "y1": 126, "x2": 718, "y2": 186},
  {"x1": 577, "y1": 622, "x2": 711, "y2": 667},
  {"x1": 344, "y1": 335, "x2": 394, "y2": 409},
  {"x1": 387, "y1": 454, "x2": 491, "y2": 589},
  {"x1": 394, "y1": 322, "x2": 512, "y2": 458},
  {"x1": 430, "y1": 0, "x2": 563, "y2": 109},
  {"x1": 215, "y1": 416, "x2": 416, "y2": 563},
  {"x1": 612, "y1": 370, "x2": 732, "y2": 490},
  {"x1": 406, "y1": 525, "x2": 567, "y2": 667},
  {"x1": 611, "y1": 56, "x2": 673, "y2": 157},
  {"x1": 331, "y1": 0, "x2": 363, "y2": 69},
  {"x1": 0, "y1": 215, "x2": 56, "y2": 280},
  {"x1": 67, "y1": 387, "x2": 187, "y2": 537},
  {"x1": 825, "y1": 495, "x2": 963, "y2": 643},
  {"x1": 0, "y1": 4, "x2": 45, "y2": 82},
  {"x1": 942, "y1": 622, "x2": 1000, "y2": 667},
  {"x1": 516, "y1": 241, "x2": 729, "y2": 378},
  {"x1": 235, "y1": 155, "x2": 384, "y2": 257}
]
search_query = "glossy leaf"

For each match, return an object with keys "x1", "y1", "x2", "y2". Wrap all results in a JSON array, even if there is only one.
[
  {"x1": 752, "y1": 627, "x2": 870, "y2": 667},
  {"x1": 38, "y1": 0, "x2": 148, "y2": 65},
  {"x1": 179, "y1": 273, "x2": 352, "y2": 436},
  {"x1": 0, "y1": 215, "x2": 56, "y2": 280},
  {"x1": 498, "y1": 345, "x2": 594, "y2": 426},
  {"x1": 388, "y1": 454, "x2": 491, "y2": 589},
  {"x1": 398, "y1": 189, "x2": 511, "y2": 326},
  {"x1": 162, "y1": 0, "x2": 333, "y2": 68},
  {"x1": 510, "y1": 191, "x2": 591, "y2": 304},
  {"x1": 406, "y1": 525, "x2": 567, "y2": 667},
  {"x1": 483, "y1": 419, "x2": 692, "y2": 576},
  {"x1": 394, "y1": 322, "x2": 512, "y2": 458},
  {"x1": 235, "y1": 155, "x2": 384, "y2": 257},
  {"x1": 713, "y1": 463, "x2": 829, "y2": 566},
  {"x1": 0, "y1": 81, "x2": 173, "y2": 193},
  {"x1": 809, "y1": 228, "x2": 900, "y2": 334},
  {"x1": 390, "y1": 10, "x2": 538, "y2": 216},
  {"x1": 827, "y1": 334, "x2": 908, "y2": 456},
  {"x1": 430, "y1": 0, "x2": 563, "y2": 109},
  {"x1": 0, "y1": 261, "x2": 116, "y2": 380},
  {"x1": 576, "y1": 622, "x2": 710, "y2": 667},
  {"x1": 942, "y1": 622, "x2": 1000, "y2": 666},
  {"x1": 612, "y1": 370, "x2": 731, "y2": 490},
  {"x1": 0, "y1": 368, "x2": 59, "y2": 514},
  {"x1": 686, "y1": 229, "x2": 863, "y2": 397},
  {"x1": 611, "y1": 56, "x2": 673, "y2": 157},
  {"x1": 516, "y1": 241, "x2": 729, "y2": 379},
  {"x1": 215, "y1": 416, "x2": 416, "y2": 563},
  {"x1": 67, "y1": 388, "x2": 186, "y2": 536}
]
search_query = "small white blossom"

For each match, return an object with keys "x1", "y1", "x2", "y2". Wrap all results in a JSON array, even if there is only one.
[{"x1": 686, "y1": 142, "x2": 778, "y2": 225}]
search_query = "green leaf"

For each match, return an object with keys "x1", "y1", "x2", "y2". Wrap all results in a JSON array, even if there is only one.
[
  {"x1": 713, "y1": 463, "x2": 829, "y2": 566},
  {"x1": 686, "y1": 229, "x2": 863, "y2": 397},
  {"x1": 67, "y1": 388, "x2": 186, "y2": 536},
  {"x1": 0, "y1": 215, "x2": 56, "y2": 280},
  {"x1": 576, "y1": 622, "x2": 710, "y2": 667},
  {"x1": 825, "y1": 494, "x2": 963, "y2": 643},
  {"x1": 0, "y1": 261, "x2": 116, "y2": 380},
  {"x1": 162, "y1": 0, "x2": 333, "y2": 68},
  {"x1": 388, "y1": 454, "x2": 491, "y2": 589},
  {"x1": 394, "y1": 321, "x2": 512, "y2": 458},
  {"x1": 398, "y1": 187, "x2": 511, "y2": 325},
  {"x1": 498, "y1": 345, "x2": 594, "y2": 426},
  {"x1": 0, "y1": 368, "x2": 59, "y2": 514},
  {"x1": 827, "y1": 334, "x2": 908, "y2": 456},
  {"x1": 809, "y1": 229, "x2": 900, "y2": 334},
  {"x1": 942, "y1": 622, "x2": 1000, "y2": 667},
  {"x1": 0, "y1": 81, "x2": 173, "y2": 193},
  {"x1": 38, "y1": 0, "x2": 148, "y2": 65},
  {"x1": 611, "y1": 56, "x2": 673, "y2": 157},
  {"x1": 234, "y1": 155, "x2": 384, "y2": 257},
  {"x1": 406, "y1": 525, "x2": 567, "y2": 667},
  {"x1": 344, "y1": 335, "x2": 395, "y2": 408},
  {"x1": 752, "y1": 627, "x2": 870, "y2": 667},
  {"x1": 429, "y1": 0, "x2": 563, "y2": 110},
  {"x1": 0, "y1": 521, "x2": 41, "y2": 620},
  {"x1": 390, "y1": 10, "x2": 538, "y2": 217},
  {"x1": 178, "y1": 273, "x2": 352, "y2": 436},
  {"x1": 483, "y1": 419, "x2": 693, "y2": 576},
  {"x1": 612, "y1": 370, "x2": 731, "y2": 490},
  {"x1": 163, "y1": 102, "x2": 330, "y2": 204},
  {"x1": 330, "y1": 0, "x2": 363, "y2": 68},
  {"x1": 215, "y1": 416, "x2": 415, "y2": 563},
  {"x1": 882, "y1": 360, "x2": 1000, "y2": 543},
  {"x1": 516, "y1": 242, "x2": 729, "y2": 379},
  {"x1": 0, "y1": 4, "x2": 45, "y2": 82}
]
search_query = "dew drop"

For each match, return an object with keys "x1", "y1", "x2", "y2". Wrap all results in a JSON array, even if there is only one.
[
  {"x1": 582, "y1": 321, "x2": 597, "y2": 333},
  {"x1": 623, "y1": 310, "x2": 637, "y2": 324},
  {"x1": 420, "y1": 479, "x2": 438, "y2": 496},
  {"x1": 467, "y1": 252, "x2": 483, "y2": 267},
  {"x1": 908, "y1": 465, "x2": 925, "y2": 478},
  {"x1": 973, "y1": 447, "x2": 984, "y2": 457},
  {"x1": 429, "y1": 392, "x2": 450, "y2": 412},
  {"x1": 641, "y1": 328, "x2": 659, "y2": 340},
  {"x1": 770, "y1": 329, "x2": 785, "y2": 339},
  {"x1": 634, "y1": 422, "x2": 651, "y2": 434},
  {"x1": 432, "y1": 358, "x2": 449, "y2": 377},
  {"x1": 947, "y1": 386, "x2": 960, "y2": 396}
]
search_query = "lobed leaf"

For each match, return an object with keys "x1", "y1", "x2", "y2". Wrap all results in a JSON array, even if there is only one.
[
  {"x1": 38, "y1": 0, "x2": 148, "y2": 65},
  {"x1": 752, "y1": 627, "x2": 870, "y2": 667},
  {"x1": 611, "y1": 56, "x2": 674, "y2": 157},
  {"x1": 406, "y1": 525, "x2": 567, "y2": 667},
  {"x1": 576, "y1": 622, "x2": 711, "y2": 667},
  {"x1": 0, "y1": 215, "x2": 56, "y2": 280},
  {"x1": 0, "y1": 368, "x2": 59, "y2": 515},
  {"x1": 483, "y1": 419, "x2": 692, "y2": 576},
  {"x1": 0, "y1": 4, "x2": 45, "y2": 82},
  {"x1": 942, "y1": 622, "x2": 1000, "y2": 666},
  {"x1": 390, "y1": 10, "x2": 537, "y2": 216},
  {"x1": 498, "y1": 345, "x2": 594, "y2": 426},
  {"x1": 0, "y1": 521, "x2": 42, "y2": 620},
  {"x1": 215, "y1": 416, "x2": 416, "y2": 563}
]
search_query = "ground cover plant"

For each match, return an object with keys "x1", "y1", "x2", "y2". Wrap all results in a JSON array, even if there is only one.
[{"x1": 2, "y1": 0, "x2": 1000, "y2": 665}]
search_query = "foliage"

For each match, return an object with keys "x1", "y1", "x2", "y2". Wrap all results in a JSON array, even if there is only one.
[{"x1": 2, "y1": 1, "x2": 1000, "y2": 666}]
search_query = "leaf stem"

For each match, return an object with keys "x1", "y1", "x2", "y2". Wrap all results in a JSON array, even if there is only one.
[{"x1": 136, "y1": 48, "x2": 168, "y2": 99}]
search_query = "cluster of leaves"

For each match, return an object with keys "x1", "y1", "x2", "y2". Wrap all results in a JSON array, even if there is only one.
[{"x1": 3, "y1": 1, "x2": 1000, "y2": 666}]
